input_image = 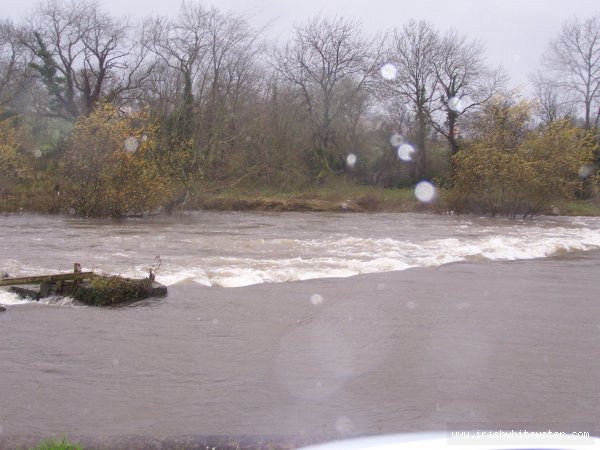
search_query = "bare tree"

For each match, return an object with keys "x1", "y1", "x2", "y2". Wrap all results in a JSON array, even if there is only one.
[
  {"x1": 144, "y1": 2, "x2": 211, "y2": 137},
  {"x1": 540, "y1": 14, "x2": 600, "y2": 130},
  {"x1": 144, "y1": 2, "x2": 266, "y2": 205},
  {"x1": 0, "y1": 20, "x2": 33, "y2": 108},
  {"x1": 429, "y1": 29, "x2": 506, "y2": 157},
  {"x1": 25, "y1": 0, "x2": 149, "y2": 119},
  {"x1": 530, "y1": 71, "x2": 575, "y2": 125},
  {"x1": 384, "y1": 20, "x2": 438, "y2": 181},
  {"x1": 275, "y1": 16, "x2": 384, "y2": 179}
]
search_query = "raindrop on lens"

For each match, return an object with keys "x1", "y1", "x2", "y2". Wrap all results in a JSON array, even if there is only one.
[
  {"x1": 33, "y1": 149, "x2": 42, "y2": 158},
  {"x1": 389, "y1": 133, "x2": 403, "y2": 147},
  {"x1": 448, "y1": 96, "x2": 463, "y2": 112},
  {"x1": 397, "y1": 143, "x2": 415, "y2": 161},
  {"x1": 380, "y1": 63, "x2": 398, "y2": 80},
  {"x1": 346, "y1": 153, "x2": 357, "y2": 168},
  {"x1": 112, "y1": 359, "x2": 119, "y2": 367},
  {"x1": 212, "y1": 318, "x2": 219, "y2": 325},
  {"x1": 68, "y1": 207, "x2": 76, "y2": 215},
  {"x1": 579, "y1": 165, "x2": 593, "y2": 178},
  {"x1": 414, "y1": 181, "x2": 436, "y2": 203},
  {"x1": 335, "y1": 416, "x2": 354, "y2": 435},
  {"x1": 310, "y1": 293, "x2": 323, "y2": 305},
  {"x1": 406, "y1": 301, "x2": 416, "y2": 309},
  {"x1": 124, "y1": 136, "x2": 139, "y2": 153}
]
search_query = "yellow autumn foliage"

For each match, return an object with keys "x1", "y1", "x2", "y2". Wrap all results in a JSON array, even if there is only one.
[
  {"x1": 452, "y1": 118, "x2": 597, "y2": 216},
  {"x1": 0, "y1": 112, "x2": 31, "y2": 187},
  {"x1": 60, "y1": 104, "x2": 171, "y2": 217}
]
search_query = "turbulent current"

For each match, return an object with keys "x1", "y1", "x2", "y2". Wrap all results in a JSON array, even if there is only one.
[
  {"x1": 1, "y1": 211, "x2": 600, "y2": 304},
  {"x1": 2, "y1": 211, "x2": 600, "y2": 446}
]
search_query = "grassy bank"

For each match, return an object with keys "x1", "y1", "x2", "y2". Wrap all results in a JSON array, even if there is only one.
[
  {"x1": 189, "y1": 179, "x2": 600, "y2": 217},
  {"x1": 2, "y1": 177, "x2": 600, "y2": 217},
  {"x1": 189, "y1": 179, "x2": 436, "y2": 213}
]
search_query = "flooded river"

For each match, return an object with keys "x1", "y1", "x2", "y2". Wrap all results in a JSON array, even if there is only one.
[{"x1": 1, "y1": 212, "x2": 600, "y2": 448}]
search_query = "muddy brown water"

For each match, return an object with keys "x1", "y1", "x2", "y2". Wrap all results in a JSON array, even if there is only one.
[{"x1": 1, "y1": 213, "x2": 600, "y2": 448}]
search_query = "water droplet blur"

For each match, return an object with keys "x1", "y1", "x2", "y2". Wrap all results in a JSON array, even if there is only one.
[
  {"x1": 455, "y1": 302, "x2": 470, "y2": 310},
  {"x1": 315, "y1": 380, "x2": 322, "y2": 388},
  {"x1": 346, "y1": 153, "x2": 357, "y2": 168},
  {"x1": 448, "y1": 96, "x2": 463, "y2": 113},
  {"x1": 124, "y1": 136, "x2": 139, "y2": 153},
  {"x1": 141, "y1": 134, "x2": 148, "y2": 142},
  {"x1": 112, "y1": 359, "x2": 119, "y2": 367},
  {"x1": 389, "y1": 133, "x2": 403, "y2": 147},
  {"x1": 397, "y1": 143, "x2": 415, "y2": 161},
  {"x1": 513, "y1": 54, "x2": 521, "y2": 63},
  {"x1": 376, "y1": 283, "x2": 385, "y2": 291},
  {"x1": 406, "y1": 301, "x2": 416, "y2": 309},
  {"x1": 335, "y1": 416, "x2": 354, "y2": 435},
  {"x1": 212, "y1": 318, "x2": 219, "y2": 325},
  {"x1": 68, "y1": 207, "x2": 76, "y2": 215},
  {"x1": 310, "y1": 293, "x2": 323, "y2": 305},
  {"x1": 33, "y1": 149, "x2": 42, "y2": 158},
  {"x1": 579, "y1": 165, "x2": 593, "y2": 178},
  {"x1": 543, "y1": 355, "x2": 548, "y2": 362},
  {"x1": 380, "y1": 63, "x2": 398, "y2": 80},
  {"x1": 341, "y1": 202, "x2": 348, "y2": 210},
  {"x1": 414, "y1": 180, "x2": 436, "y2": 203}
]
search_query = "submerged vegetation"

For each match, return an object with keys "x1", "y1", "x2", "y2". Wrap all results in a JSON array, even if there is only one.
[
  {"x1": 71, "y1": 275, "x2": 155, "y2": 307},
  {"x1": 0, "y1": 3, "x2": 598, "y2": 217}
]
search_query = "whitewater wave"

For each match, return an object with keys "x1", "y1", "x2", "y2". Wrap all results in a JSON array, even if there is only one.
[
  {"x1": 1, "y1": 214, "x2": 599, "y2": 303},
  {"x1": 147, "y1": 227, "x2": 600, "y2": 288}
]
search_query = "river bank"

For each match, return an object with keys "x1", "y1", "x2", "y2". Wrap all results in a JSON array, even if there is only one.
[
  {"x1": 1, "y1": 252, "x2": 600, "y2": 448},
  {"x1": 192, "y1": 187, "x2": 600, "y2": 216},
  {"x1": 3, "y1": 181, "x2": 600, "y2": 216}
]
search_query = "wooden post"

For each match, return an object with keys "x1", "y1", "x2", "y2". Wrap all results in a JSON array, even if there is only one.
[{"x1": 74, "y1": 263, "x2": 81, "y2": 273}]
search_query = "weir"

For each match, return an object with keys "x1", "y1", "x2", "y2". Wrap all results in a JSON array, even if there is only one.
[
  {"x1": 0, "y1": 263, "x2": 94, "y2": 287},
  {"x1": 0, "y1": 263, "x2": 167, "y2": 305}
]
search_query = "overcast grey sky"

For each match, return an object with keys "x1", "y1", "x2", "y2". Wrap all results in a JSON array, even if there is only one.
[{"x1": 3, "y1": 0, "x2": 600, "y2": 94}]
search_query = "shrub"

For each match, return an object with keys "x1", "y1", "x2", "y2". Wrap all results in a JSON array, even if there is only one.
[
  {"x1": 60, "y1": 104, "x2": 171, "y2": 217},
  {"x1": 451, "y1": 118, "x2": 597, "y2": 217}
]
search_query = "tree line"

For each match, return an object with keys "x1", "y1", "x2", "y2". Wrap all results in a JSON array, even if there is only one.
[{"x1": 0, "y1": 0, "x2": 598, "y2": 216}]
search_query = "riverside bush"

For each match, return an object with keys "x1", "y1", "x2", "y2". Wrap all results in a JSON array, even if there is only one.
[
  {"x1": 60, "y1": 104, "x2": 171, "y2": 217},
  {"x1": 450, "y1": 119, "x2": 597, "y2": 217}
]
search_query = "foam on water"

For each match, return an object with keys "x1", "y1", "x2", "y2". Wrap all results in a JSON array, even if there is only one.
[
  {"x1": 0, "y1": 290, "x2": 30, "y2": 305},
  {"x1": 154, "y1": 225, "x2": 600, "y2": 288},
  {"x1": 1, "y1": 214, "x2": 600, "y2": 302}
]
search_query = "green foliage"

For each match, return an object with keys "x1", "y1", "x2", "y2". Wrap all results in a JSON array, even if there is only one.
[
  {"x1": 451, "y1": 111, "x2": 597, "y2": 216},
  {"x1": 60, "y1": 103, "x2": 171, "y2": 217},
  {"x1": 28, "y1": 32, "x2": 70, "y2": 119},
  {"x1": 0, "y1": 111, "x2": 32, "y2": 188},
  {"x1": 71, "y1": 275, "x2": 153, "y2": 306},
  {"x1": 30, "y1": 437, "x2": 83, "y2": 450}
]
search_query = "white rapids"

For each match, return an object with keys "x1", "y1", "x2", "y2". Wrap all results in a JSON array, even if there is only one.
[{"x1": 1, "y1": 212, "x2": 600, "y2": 301}]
